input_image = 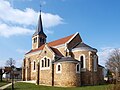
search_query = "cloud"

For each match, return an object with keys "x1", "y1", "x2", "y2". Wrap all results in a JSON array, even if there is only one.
[
  {"x1": 45, "y1": 29, "x2": 54, "y2": 34},
  {"x1": 98, "y1": 47, "x2": 115, "y2": 66},
  {"x1": 0, "y1": 0, "x2": 64, "y2": 37},
  {"x1": 42, "y1": 13, "x2": 64, "y2": 28},
  {"x1": 0, "y1": 23, "x2": 34, "y2": 37}
]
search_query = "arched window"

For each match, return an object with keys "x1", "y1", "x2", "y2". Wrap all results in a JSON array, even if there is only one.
[
  {"x1": 40, "y1": 38, "x2": 42, "y2": 42},
  {"x1": 35, "y1": 37, "x2": 37, "y2": 43},
  {"x1": 42, "y1": 38, "x2": 44, "y2": 43},
  {"x1": 76, "y1": 63, "x2": 80, "y2": 73},
  {"x1": 44, "y1": 58, "x2": 47, "y2": 67},
  {"x1": 81, "y1": 56, "x2": 84, "y2": 68},
  {"x1": 80, "y1": 55, "x2": 85, "y2": 68},
  {"x1": 42, "y1": 60, "x2": 44, "y2": 67},
  {"x1": 56, "y1": 63, "x2": 62, "y2": 73},
  {"x1": 48, "y1": 59, "x2": 50, "y2": 67},
  {"x1": 58, "y1": 65, "x2": 60, "y2": 71},
  {"x1": 33, "y1": 38, "x2": 35, "y2": 43},
  {"x1": 94, "y1": 55, "x2": 97, "y2": 71},
  {"x1": 41, "y1": 57, "x2": 51, "y2": 70},
  {"x1": 33, "y1": 61, "x2": 36, "y2": 70}
]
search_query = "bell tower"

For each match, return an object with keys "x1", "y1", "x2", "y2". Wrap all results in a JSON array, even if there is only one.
[{"x1": 32, "y1": 11, "x2": 47, "y2": 50}]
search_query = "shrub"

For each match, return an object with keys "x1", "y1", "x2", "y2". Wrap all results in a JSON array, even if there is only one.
[{"x1": 106, "y1": 84, "x2": 120, "y2": 90}]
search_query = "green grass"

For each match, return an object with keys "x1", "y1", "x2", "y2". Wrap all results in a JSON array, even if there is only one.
[
  {"x1": 0, "y1": 80, "x2": 9, "y2": 87},
  {"x1": 5, "y1": 82, "x2": 109, "y2": 90}
]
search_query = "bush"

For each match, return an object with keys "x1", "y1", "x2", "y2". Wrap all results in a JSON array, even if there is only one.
[{"x1": 106, "y1": 84, "x2": 120, "y2": 90}]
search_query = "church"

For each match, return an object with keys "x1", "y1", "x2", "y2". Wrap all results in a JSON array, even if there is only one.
[{"x1": 22, "y1": 11, "x2": 104, "y2": 87}]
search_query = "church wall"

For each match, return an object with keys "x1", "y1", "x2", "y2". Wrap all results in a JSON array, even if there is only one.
[
  {"x1": 72, "y1": 50, "x2": 99, "y2": 85},
  {"x1": 97, "y1": 67, "x2": 104, "y2": 84},
  {"x1": 54, "y1": 62, "x2": 81, "y2": 87},
  {"x1": 23, "y1": 58, "x2": 31, "y2": 81},
  {"x1": 27, "y1": 54, "x2": 39, "y2": 81},
  {"x1": 39, "y1": 45, "x2": 54, "y2": 85},
  {"x1": 32, "y1": 35, "x2": 38, "y2": 50},
  {"x1": 39, "y1": 69, "x2": 52, "y2": 85}
]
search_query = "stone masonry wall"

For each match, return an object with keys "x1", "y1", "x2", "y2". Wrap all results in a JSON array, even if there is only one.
[
  {"x1": 72, "y1": 50, "x2": 99, "y2": 85},
  {"x1": 39, "y1": 45, "x2": 54, "y2": 85},
  {"x1": 54, "y1": 62, "x2": 81, "y2": 87}
]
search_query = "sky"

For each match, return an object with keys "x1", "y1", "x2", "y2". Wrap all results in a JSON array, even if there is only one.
[{"x1": 0, "y1": 0, "x2": 120, "y2": 67}]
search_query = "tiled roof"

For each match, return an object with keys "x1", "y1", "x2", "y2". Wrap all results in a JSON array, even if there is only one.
[
  {"x1": 72, "y1": 42, "x2": 97, "y2": 52},
  {"x1": 26, "y1": 34, "x2": 74, "y2": 54},
  {"x1": 47, "y1": 34, "x2": 74, "y2": 46},
  {"x1": 25, "y1": 44, "x2": 45, "y2": 54},
  {"x1": 53, "y1": 57, "x2": 79, "y2": 63}
]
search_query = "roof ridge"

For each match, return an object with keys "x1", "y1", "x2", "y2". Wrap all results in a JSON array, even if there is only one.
[
  {"x1": 25, "y1": 33, "x2": 76, "y2": 54},
  {"x1": 48, "y1": 33, "x2": 75, "y2": 44}
]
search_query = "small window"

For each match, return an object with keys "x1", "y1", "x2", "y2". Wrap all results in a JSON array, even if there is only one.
[
  {"x1": 34, "y1": 38, "x2": 35, "y2": 43},
  {"x1": 45, "y1": 58, "x2": 47, "y2": 67},
  {"x1": 42, "y1": 39, "x2": 44, "y2": 43},
  {"x1": 48, "y1": 59, "x2": 50, "y2": 67},
  {"x1": 94, "y1": 55, "x2": 97, "y2": 72},
  {"x1": 40, "y1": 38, "x2": 42, "y2": 42},
  {"x1": 42, "y1": 60, "x2": 44, "y2": 67},
  {"x1": 58, "y1": 65, "x2": 60, "y2": 71},
  {"x1": 33, "y1": 38, "x2": 37, "y2": 43},
  {"x1": 35, "y1": 37, "x2": 37, "y2": 42},
  {"x1": 81, "y1": 56, "x2": 84, "y2": 68},
  {"x1": 76, "y1": 63, "x2": 80, "y2": 73},
  {"x1": 80, "y1": 55, "x2": 85, "y2": 69},
  {"x1": 44, "y1": 51, "x2": 47, "y2": 54},
  {"x1": 33, "y1": 61, "x2": 36, "y2": 70},
  {"x1": 56, "y1": 63, "x2": 62, "y2": 73}
]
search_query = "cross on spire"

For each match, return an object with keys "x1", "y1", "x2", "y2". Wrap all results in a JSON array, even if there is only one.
[
  {"x1": 40, "y1": 1, "x2": 42, "y2": 14},
  {"x1": 32, "y1": 0, "x2": 47, "y2": 38}
]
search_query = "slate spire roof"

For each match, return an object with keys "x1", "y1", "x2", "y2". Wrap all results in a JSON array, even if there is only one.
[{"x1": 33, "y1": 11, "x2": 47, "y2": 38}]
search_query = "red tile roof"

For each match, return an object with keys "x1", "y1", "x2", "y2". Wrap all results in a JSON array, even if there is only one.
[
  {"x1": 47, "y1": 34, "x2": 74, "y2": 46},
  {"x1": 26, "y1": 34, "x2": 74, "y2": 54}
]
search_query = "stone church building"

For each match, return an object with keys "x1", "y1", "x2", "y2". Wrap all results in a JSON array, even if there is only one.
[{"x1": 22, "y1": 12, "x2": 104, "y2": 87}]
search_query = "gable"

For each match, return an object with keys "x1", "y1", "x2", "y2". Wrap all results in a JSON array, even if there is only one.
[
  {"x1": 67, "y1": 33, "x2": 82, "y2": 49},
  {"x1": 39, "y1": 44, "x2": 54, "y2": 60}
]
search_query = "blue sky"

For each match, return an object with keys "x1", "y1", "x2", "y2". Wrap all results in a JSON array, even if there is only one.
[{"x1": 0, "y1": 0, "x2": 120, "y2": 67}]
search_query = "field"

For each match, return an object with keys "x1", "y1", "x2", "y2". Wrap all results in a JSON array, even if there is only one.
[
  {"x1": 5, "y1": 82, "x2": 109, "y2": 90},
  {"x1": 0, "y1": 80, "x2": 9, "y2": 87}
]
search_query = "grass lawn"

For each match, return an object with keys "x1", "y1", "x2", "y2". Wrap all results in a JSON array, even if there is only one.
[
  {"x1": 5, "y1": 82, "x2": 109, "y2": 90},
  {"x1": 0, "y1": 81, "x2": 10, "y2": 87}
]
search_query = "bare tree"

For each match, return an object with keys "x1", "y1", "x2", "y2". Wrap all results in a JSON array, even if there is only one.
[
  {"x1": 0, "y1": 68, "x2": 4, "y2": 82},
  {"x1": 105, "y1": 49, "x2": 120, "y2": 80},
  {"x1": 6, "y1": 58, "x2": 16, "y2": 67},
  {"x1": 6, "y1": 58, "x2": 16, "y2": 90}
]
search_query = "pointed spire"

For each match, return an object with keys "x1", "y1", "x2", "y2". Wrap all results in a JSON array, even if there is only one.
[
  {"x1": 33, "y1": 9, "x2": 47, "y2": 38},
  {"x1": 37, "y1": 11, "x2": 43, "y2": 33}
]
